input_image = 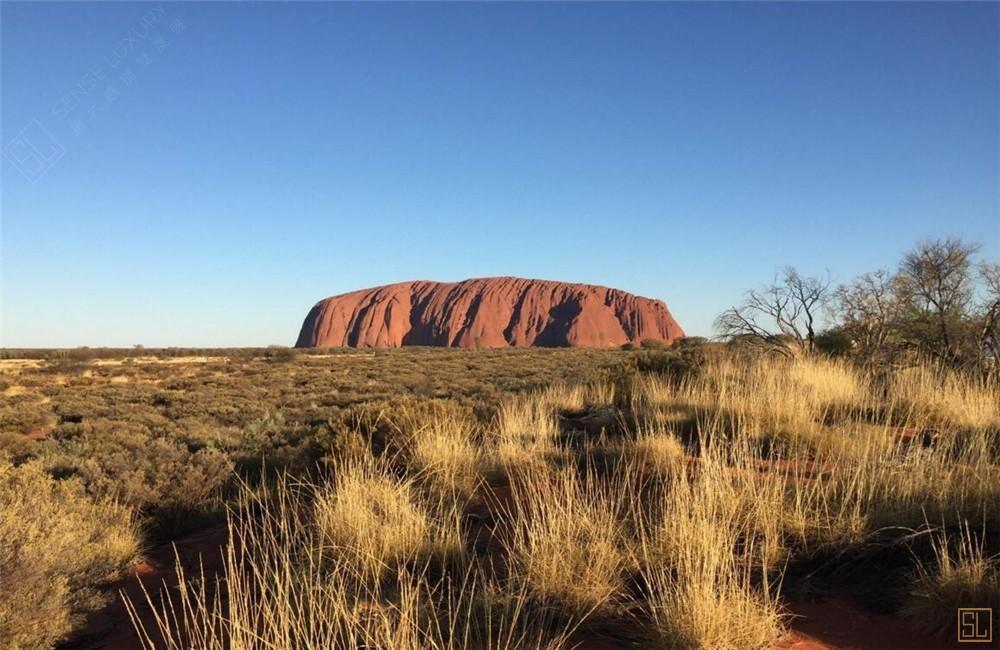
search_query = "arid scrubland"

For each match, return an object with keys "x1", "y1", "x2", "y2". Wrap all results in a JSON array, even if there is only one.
[{"x1": 2, "y1": 347, "x2": 999, "y2": 648}]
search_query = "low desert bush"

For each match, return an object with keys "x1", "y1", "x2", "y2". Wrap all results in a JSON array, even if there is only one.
[
  {"x1": 43, "y1": 431, "x2": 233, "y2": 534},
  {"x1": 0, "y1": 460, "x2": 140, "y2": 648}
]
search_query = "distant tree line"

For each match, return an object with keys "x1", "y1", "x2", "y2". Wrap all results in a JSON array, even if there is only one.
[{"x1": 716, "y1": 238, "x2": 1000, "y2": 371}]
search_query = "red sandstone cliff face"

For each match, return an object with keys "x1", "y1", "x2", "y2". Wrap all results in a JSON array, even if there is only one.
[{"x1": 295, "y1": 277, "x2": 684, "y2": 349}]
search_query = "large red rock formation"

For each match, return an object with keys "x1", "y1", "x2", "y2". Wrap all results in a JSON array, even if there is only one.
[{"x1": 295, "y1": 277, "x2": 684, "y2": 349}]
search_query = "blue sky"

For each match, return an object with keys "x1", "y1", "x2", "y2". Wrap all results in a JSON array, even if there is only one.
[{"x1": 2, "y1": 2, "x2": 997, "y2": 347}]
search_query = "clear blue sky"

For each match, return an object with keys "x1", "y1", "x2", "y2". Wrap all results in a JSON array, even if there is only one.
[{"x1": 2, "y1": 2, "x2": 998, "y2": 347}]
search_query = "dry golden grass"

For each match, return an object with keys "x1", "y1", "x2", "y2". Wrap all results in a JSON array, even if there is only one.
[
  {"x1": 120, "y1": 352, "x2": 1000, "y2": 649},
  {"x1": 631, "y1": 425, "x2": 686, "y2": 474},
  {"x1": 640, "y1": 556, "x2": 785, "y2": 650},
  {"x1": 1, "y1": 384, "x2": 29, "y2": 397},
  {"x1": 491, "y1": 388, "x2": 565, "y2": 473},
  {"x1": 91, "y1": 356, "x2": 223, "y2": 366},
  {"x1": 503, "y1": 465, "x2": 629, "y2": 620},
  {"x1": 903, "y1": 524, "x2": 1000, "y2": 635},
  {"x1": 396, "y1": 401, "x2": 482, "y2": 498},
  {"x1": 0, "y1": 359, "x2": 41, "y2": 370},
  {"x1": 656, "y1": 354, "x2": 866, "y2": 440},
  {"x1": 635, "y1": 452, "x2": 787, "y2": 649},
  {"x1": 128, "y1": 475, "x2": 579, "y2": 650},
  {"x1": 889, "y1": 364, "x2": 1000, "y2": 432},
  {"x1": 314, "y1": 456, "x2": 463, "y2": 582}
]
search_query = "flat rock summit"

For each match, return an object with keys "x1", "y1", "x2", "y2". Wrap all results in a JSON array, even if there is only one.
[{"x1": 295, "y1": 277, "x2": 684, "y2": 349}]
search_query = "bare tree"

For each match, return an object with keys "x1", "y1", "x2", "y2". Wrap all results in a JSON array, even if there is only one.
[
  {"x1": 899, "y1": 238, "x2": 980, "y2": 360},
  {"x1": 979, "y1": 262, "x2": 1000, "y2": 370},
  {"x1": 833, "y1": 269, "x2": 907, "y2": 360},
  {"x1": 715, "y1": 267, "x2": 831, "y2": 354},
  {"x1": 980, "y1": 262, "x2": 1000, "y2": 301}
]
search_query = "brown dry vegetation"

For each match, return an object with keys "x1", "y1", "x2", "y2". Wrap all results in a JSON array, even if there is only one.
[{"x1": 1, "y1": 346, "x2": 999, "y2": 648}]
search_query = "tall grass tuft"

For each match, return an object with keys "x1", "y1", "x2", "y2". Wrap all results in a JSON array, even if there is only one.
[
  {"x1": 126, "y1": 474, "x2": 581, "y2": 650},
  {"x1": 903, "y1": 523, "x2": 1000, "y2": 635},
  {"x1": 502, "y1": 465, "x2": 629, "y2": 620}
]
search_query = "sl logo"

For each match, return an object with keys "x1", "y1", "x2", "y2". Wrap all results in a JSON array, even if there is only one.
[{"x1": 958, "y1": 608, "x2": 993, "y2": 643}]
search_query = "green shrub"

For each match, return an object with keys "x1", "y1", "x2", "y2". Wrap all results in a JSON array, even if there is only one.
[
  {"x1": 815, "y1": 328, "x2": 853, "y2": 356},
  {"x1": 44, "y1": 425, "x2": 233, "y2": 534},
  {"x1": 0, "y1": 461, "x2": 140, "y2": 648}
]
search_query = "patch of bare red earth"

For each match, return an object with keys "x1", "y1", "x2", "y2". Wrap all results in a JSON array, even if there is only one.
[
  {"x1": 18, "y1": 426, "x2": 52, "y2": 441},
  {"x1": 781, "y1": 598, "x2": 954, "y2": 650},
  {"x1": 69, "y1": 525, "x2": 228, "y2": 650}
]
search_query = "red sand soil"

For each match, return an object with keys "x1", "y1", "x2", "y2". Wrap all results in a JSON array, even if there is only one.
[
  {"x1": 69, "y1": 525, "x2": 228, "y2": 650},
  {"x1": 295, "y1": 277, "x2": 684, "y2": 349},
  {"x1": 17, "y1": 426, "x2": 52, "y2": 441},
  {"x1": 781, "y1": 598, "x2": 956, "y2": 650}
]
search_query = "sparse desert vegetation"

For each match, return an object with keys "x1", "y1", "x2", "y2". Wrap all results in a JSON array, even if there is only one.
[
  {"x1": 5, "y1": 0, "x2": 997, "y2": 645},
  {"x1": 2, "y1": 240, "x2": 999, "y2": 649},
  {"x1": 3, "y1": 339, "x2": 997, "y2": 648}
]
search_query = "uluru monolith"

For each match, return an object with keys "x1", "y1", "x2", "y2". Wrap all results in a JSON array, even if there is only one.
[{"x1": 295, "y1": 277, "x2": 684, "y2": 349}]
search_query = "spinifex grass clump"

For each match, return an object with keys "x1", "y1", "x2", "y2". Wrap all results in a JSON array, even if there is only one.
[
  {"x1": 631, "y1": 354, "x2": 867, "y2": 445},
  {"x1": 313, "y1": 455, "x2": 464, "y2": 582},
  {"x1": 888, "y1": 364, "x2": 1000, "y2": 432},
  {"x1": 502, "y1": 465, "x2": 630, "y2": 621},
  {"x1": 631, "y1": 425, "x2": 686, "y2": 475},
  {"x1": 635, "y1": 443, "x2": 787, "y2": 650},
  {"x1": 491, "y1": 387, "x2": 568, "y2": 473},
  {"x1": 391, "y1": 400, "x2": 483, "y2": 499},
  {"x1": 127, "y1": 474, "x2": 581, "y2": 650}
]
